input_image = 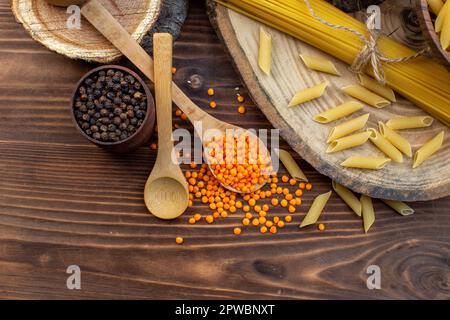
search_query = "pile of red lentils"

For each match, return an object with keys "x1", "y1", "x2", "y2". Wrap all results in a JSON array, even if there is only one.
[
  {"x1": 149, "y1": 82, "x2": 318, "y2": 245},
  {"x1": 174, "y1": 161, "x2": 314, "y2": 245}
]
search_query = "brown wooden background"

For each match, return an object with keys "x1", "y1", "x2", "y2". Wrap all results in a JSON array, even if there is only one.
[{"x1": 0, "y1": 1, "x2": 449, "y2": 299}]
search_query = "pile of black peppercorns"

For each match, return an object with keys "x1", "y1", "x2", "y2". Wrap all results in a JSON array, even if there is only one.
[{"x1": 73, "y1": 68, "x2": 148, "y2": 142}]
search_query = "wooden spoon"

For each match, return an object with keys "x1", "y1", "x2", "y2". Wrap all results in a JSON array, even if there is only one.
[
  {"x1": 143, "y1": 33, "x2": 188, "y2": 219},
  {"x1": 46, "y1": 0, "x2": 270, "y2": 193}
]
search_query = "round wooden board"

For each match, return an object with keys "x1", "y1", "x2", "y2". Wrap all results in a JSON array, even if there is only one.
[
  {"x1": 208, "y1": 2, "x2": 450, "y2": 201},
  {"x1": 12, "y1": 0, "x2": 162, "y2": 63}
]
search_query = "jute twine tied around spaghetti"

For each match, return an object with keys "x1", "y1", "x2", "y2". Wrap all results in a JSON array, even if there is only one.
[{"x1": 303, "y1": 0, "x2": 429, "y2": 85}]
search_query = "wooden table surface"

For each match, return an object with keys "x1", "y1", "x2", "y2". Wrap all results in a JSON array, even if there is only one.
[{"x1": 0, "y1": 1, "x2": 449, "y2": 299}]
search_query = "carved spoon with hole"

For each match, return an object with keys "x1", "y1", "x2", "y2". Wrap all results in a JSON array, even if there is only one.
[{"x1": 46, "y1": 0, "x2": 273, "y2": 194}]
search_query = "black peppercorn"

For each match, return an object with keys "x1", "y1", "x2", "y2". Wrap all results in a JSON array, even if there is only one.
[
  {"x1": 133, "y1": 92, "x2": 143, "y2": 100},
  {"x1": 100, "y1": 108, "x2": 109, "y2": 117},
  {"x1": 101, "y1": 132, "x2": 109, "y2": 141},
  {"x1": 136, "y1": 110, "x2": 145, "y2": 119},
  {"x1": 101, "y1": 117, "x2": 111, "y2": 125},
  {"x1": 113, "y1": 117, "x2": 122, "y2": 126},
  {"x1": 126, "y1": 110, "x2": 135, "y2": 118},
  {"x1": 120, "y1": 133, "x2": 128, "y2": 140}
]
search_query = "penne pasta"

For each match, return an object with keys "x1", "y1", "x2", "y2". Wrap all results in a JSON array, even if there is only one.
[
  {"x1": 341, "y1": 85, "x2": 391, "y2": 108},
  {"x1": 360, "y1": 195, "x2": 375, "y2": 233},
  {"x1": 299, "y1": 191, "x2": 332, "y2": 228},
  {"x1": 288, "y1": 81, "x2": 328, "y2": 107},
  {"x1": 327, "y1": 131, "x2": 371, "y2": 153},
  {"x1": 258, "y1": 27, "x2": 272, "y2": 75},
  {"x1": 435, "y1": 0, "x2": 449, "y2": 32},
  {"x1": 358, "y1": 74, "x2": 396, "y2": 102},
  {"x1": 386, "y1": 116, "x2": 434, "y2": 130},
  {"x1": 378, "y1": 122, "x2": 412, "y2": 157},
  {"x1": 299, "y1": 54, "x2": 341, "y2": 76},
  {"x1": 413, "y1": 131, "x2": 445, "y2": 168},
  {"x1": 217, "y1": 0, "x2": 450, "y2": 126},
  {"x1": 314, "y1": 101, "x2": 364, "y2": 124},
  {"x1": 427, "y1": 0, "x2": 444, "y2": 15},
  {"x1": 440, "y1": 5, "x2": 450, "y2": 49},
  {"x1": 341, "y1": 156, "x2": 391, "y2": 170},
  {"x1": 327, "y1": 113, "x2": 370, "y2": 143},
  {"x1": 332, "y1": 181, "x2": 361, "y2": 216},
  {"x1": 367, "y1": 128, "x2": 403, "y2": 163},
  {"x1": 276, "y1": 148, "x2": 308, "y2": 182},
  {"x1": 381, "y1": 199, "x2": 414, "y2": 216}
]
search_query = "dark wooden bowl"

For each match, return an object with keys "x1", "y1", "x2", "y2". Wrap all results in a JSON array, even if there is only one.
[
  {"x1": 415, "y1": 0, "x2": 450, "y2": 71},
  {"x1": 70, "y1": 65, "x2": 156, "y2": 153}
]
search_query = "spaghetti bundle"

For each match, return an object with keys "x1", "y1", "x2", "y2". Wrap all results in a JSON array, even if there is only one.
[{"x1": 215, "y1": 0, "x2": 450, "y2": 126}]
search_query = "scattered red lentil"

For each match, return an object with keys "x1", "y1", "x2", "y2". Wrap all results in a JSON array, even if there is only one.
[
  {"x1": 318, "y1": 223, "x2": 325, "y2": 231},
  {"x1": 238, "y1": 106, "x2": 246, "y2": 114},
  {"x1": 207, "y1": 88, "x2": 215, "y2": 96},
  {"x1": 175, "y1": 237, "x2": 184, "y2": 244},
  {"x1": 209, "y1": 101, "x2": 217, "y2": 109}
]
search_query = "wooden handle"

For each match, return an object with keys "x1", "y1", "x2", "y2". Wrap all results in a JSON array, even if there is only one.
[
  {"x1": 153, "y1": 33, "x2": 174, "y2": 160},
  {"x1": 80, "y1": 0, "x2": 215, "y2": 127}
]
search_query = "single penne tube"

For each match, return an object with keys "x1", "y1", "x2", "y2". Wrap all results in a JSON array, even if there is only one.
[
  {"x1": 381, "y1": 199, "x2": 414, "y2": 216},
  {"x1": 327, "y1": 113, "x2": 370, "y2": 143},
  {"x1": 327, "y1": 131, "x2": 371, "y2": 153},
  {"x1": 341, "y1": 84, "x2": 391, "y2": 108},
  {"x1": 258, "y1": 27, "x2": 272, "y2": 75},
  {"x1": 332, "y1": 181, "x2": 361, "y2": 216},
  {"x1": 435, "y1": 0, "x2": 449, "y2": 32},
  {"x1": 441, "y1": 13, "x2": 450, "y2": 49},
  {"x1": 299, "y1": 54, "x2": 341, "y2": 76},
  {"x1": 427, "y1": 0, "x2": 444, "y2": 15},
  {"x1": 276, "y1": 148, "x2": 308, "y2": 182},
  {"x1": 360, "y1": 195, "x2": 375, "y2": 233},
  {"x1": 314, "y1": 101, "x2": 364, "y2": 124},
  {"x1": 378, "y1": 122, "x2": 412, "y2": 157},
  {"x1": 386, "y1": 116, "x2": 434, "y2": 130},
  {"x1": 413, "y1": 131, "x2": 445, "y2": 168},
  {"x1": 367, "y1": 128, "x2": 403, "y2": 163},
  {"x1": 358, "y1": 74, "x2": 396, "y2": 102},
  {"x1": 288, "y1": 81, "x2": 328, "y2": 107},
  {"x1": 299, "y1": 191, "x2": 332, "y2": 228},
  {"x1": 341, "y1": 156, "x2": 391, "y2": 170}
]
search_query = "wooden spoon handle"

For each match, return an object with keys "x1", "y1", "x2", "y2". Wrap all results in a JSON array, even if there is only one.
[
  {"x1": 80, "y1": 0, "x2": 215, "y2": 129},
  {"x1": 153, "y1": 33, "x2": 174, "y2": 161}
]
